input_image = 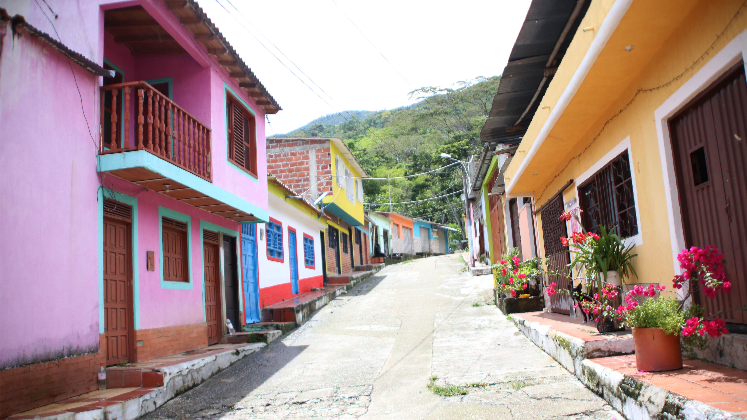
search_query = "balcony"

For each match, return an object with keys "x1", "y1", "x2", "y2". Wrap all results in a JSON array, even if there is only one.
[
  {"x1": 100, "y1": 81, "x2": 211, "y2": 181},
  {"x1": 98, "y1": 81, "x2": 262, "y2": 224}
]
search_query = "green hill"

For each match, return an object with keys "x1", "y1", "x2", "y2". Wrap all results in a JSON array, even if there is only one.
[{"x1": 287, "y1": 76, "x2": 501, "y2": 236}]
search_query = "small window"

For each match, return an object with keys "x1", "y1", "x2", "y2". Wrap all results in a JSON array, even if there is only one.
[
  {"x1": 328, "y1": 227, "x2": 338, "y2": 249},
  {"x1": 336, "y1": 156, "x2": 345, "y2": 189},
  {"x1": 266, "y1": 219, "x2": 283, "y2": 261},
  {"x1": 355, "y1": 229, "x2": 362, "y2": 245},
  {"x1": 346, "y1": 168, "x2": 354, "y2": 203},
  {"x1": 227, "y1": 94, "x2": 257, "y2": 177},
  {"x1": 357, "y1": 179, "x2": 364, "y2": 203},
  {"x1": 579, "y1": 150, "x2": 639, "y2": 238},
  {"x1": 690, "y1": 147, "x2": 709, "y2": 186},
  {"x1": 162, "y1": 217, "x2": 188, "y2": 282},
  {"x1": 342, "y1": 232, "x2": 349, "y2": 254},
  {"x1": 303, "y1": 234, "x2": 315, "y2": 268}
]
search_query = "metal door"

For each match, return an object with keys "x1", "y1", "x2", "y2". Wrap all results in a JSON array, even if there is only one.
[
  {"x1": 241, "y1": 224, "x2": 260, "y2": 324},
  {"x1": 288, "y1": 229, "x2": 299, "y2": 294},
  {"x1": 420, "y1": 227, "x2": 430, "y2": 254},
  {"x1": 540, "y1": 195, "x2": 572, "y2": 315},
  {"x1": 329, "y1": 226, "x2": 341, "y2": 274},
  {"x1": 104, "y1": 215, "x2": 133, "y2": 366},
  {"x1": 403, "y1": 227, "x2": 413, "y2": 254},
  {"x1": 204, "y1": 240, "x2": 221, "y2": 345},
  {"x1": 669, "y1": 62, "x2": 747, "y2": 324}
]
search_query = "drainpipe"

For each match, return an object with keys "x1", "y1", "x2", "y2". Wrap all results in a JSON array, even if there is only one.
[{"x1": 506, "y1": 0, "x2": 634, "y2": 195}]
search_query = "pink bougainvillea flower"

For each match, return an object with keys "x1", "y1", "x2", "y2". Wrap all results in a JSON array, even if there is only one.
[
  {"x1": 511, "y1": 290, "x2": 517, "y2": 297},
  {"x1": 523, "y1": 284, "x2": 528, "y2": 290},
  {"x1": 518, "y1": 273, "x2": 527, "y2": 279},
  {"x1": 501, "y1": 268, "x2": 507, "y2": 276},
  {"x1": 509, "y1": 278, "x2": 514, "y2": 284},
  {"x1": 547, "y1": 282, "x2": 558, "y2": 296},
  {"x1": 500, "y1": 260, "x2": 507, "y2": 265},
  {"x1": 512, "y1": 256, "x2": 521, "y2": 265}
]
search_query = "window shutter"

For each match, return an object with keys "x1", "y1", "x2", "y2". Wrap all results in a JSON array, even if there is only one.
[
  {"x1": 336, "y1": 156, "x2": 344, "y2": 189},
  {"x1": 346, "y1": 168, "x2": 354, "y2": 202},
  {"x1": 357, "y1": 179, "x2": 363, "y2": 203},
  {"x1": 233, "y1": 104, "x2": 245, "y2": 168}
]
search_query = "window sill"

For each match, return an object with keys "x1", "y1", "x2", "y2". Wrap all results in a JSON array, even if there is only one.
[
  {"x1": 267, "y1": 255, "x2": 284, "y2": 263},
  {"x1": 227, "y1": 160, "x2": 259, "y2": 181}
]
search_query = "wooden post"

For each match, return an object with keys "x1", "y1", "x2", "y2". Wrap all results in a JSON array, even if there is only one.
[
  {"x1": 124, "y1": 87, "x2": 130, "y2": 148},
  {"x1": 206, "y1": 130, "x2": 211, "y2": 180},
  {"x1": 146, "y1": 89, "x2": 153, "y2": 151},
  {"x1": 137, "y1": 88, "x2": 144, "y2": 150},
  {"x1": 153, "y1": 94, "x2": 160, "y2": 155},
  {"x1": 159, "y1": 97, "x2": 166, "y2": 156},
  {"x1": 166, "y1": 102, "x2": 172, "y2": 159},
  {"x1": 110, "y1": 89, "x2": 118, "y2": 151}
]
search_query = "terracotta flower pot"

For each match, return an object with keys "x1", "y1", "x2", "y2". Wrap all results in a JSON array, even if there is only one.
[{"x1": 632, "y1": 327, "x2": 683, "y2": 372}]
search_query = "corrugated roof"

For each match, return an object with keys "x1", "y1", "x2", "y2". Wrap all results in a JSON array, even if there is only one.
[
  {"x1": 480, "y1": 0, "x2": 590, "y2": 144},
  {"x1": 4, "y1": 11, "x2": 108, "y2": 76},
  {"x1": 268, "y1": 175, "x2": 329, "y2": 219}
]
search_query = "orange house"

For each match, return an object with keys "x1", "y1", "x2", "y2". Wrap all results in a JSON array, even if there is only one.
[{"x1": 386, "y1": 213, "x2": 414, "y2": 255}]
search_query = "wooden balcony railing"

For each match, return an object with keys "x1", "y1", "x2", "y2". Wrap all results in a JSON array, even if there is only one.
[{"x1": 100, "y1": 81, "x2": 212, "y2": 181}]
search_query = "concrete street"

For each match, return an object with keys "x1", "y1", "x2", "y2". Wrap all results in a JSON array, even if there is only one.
[{"x1": 144, "y1": 255, "x2": 621, "y2": 420}]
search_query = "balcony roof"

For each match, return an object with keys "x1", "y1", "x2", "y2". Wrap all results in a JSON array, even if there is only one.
[{"x1": 165, "y1": 0, "x2": 281, "y2": 114}]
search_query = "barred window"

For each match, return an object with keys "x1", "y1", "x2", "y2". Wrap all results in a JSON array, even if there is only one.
[
  {"x1": 579, "y1": 150, "x2": 638, "y2": 238},
  {"x1": 266, "y1": 219, "x2": 284, "y2": 261},
  {"x1": 303, "y1": 235, "x2": 314, "y2": 268},
  {"x1": 342, "y1": 232, "x2": 349, "y2": 254}
]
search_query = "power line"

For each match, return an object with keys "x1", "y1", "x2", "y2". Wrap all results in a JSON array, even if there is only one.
[
  {"x1": 363, "y1": 162, "x2": 461, "y2": 180},
  {"x1": 329, "y1": 0, "x2": 414, "y2": 89},
  {"x1": 365, "y1": 190, "x2": 461, "y2": 206}
]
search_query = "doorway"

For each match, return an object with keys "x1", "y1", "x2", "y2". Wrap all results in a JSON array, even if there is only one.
[
  {"x1": 320, "y1": 231, "x2": 328, "y2": 285},
  {"x1": 329, "y1": 226, "x2": 341, "y2": 275},
  {"x1": 669, "y1": 61, "x2": 747, "y2": 325},
  {"x1": 540, "y1": 195, "x2": 572, "y2": 315},
  {"x1": 288, "y1": 228, "x2": 300, "y2": 294},
  {"x1": 241, "y1": 224, "x2": 260, "y2": 324},
  {"x1": 420, "y1": 227, "x2": 431, "y2": 254},
  {"x1": 222, "y1": 235, "x2": 240, "y2": 332},
  {"x1": 103, "y1": 200, "x2": 134, "y2": 366},
  {"x1": 203, "y1": 231, "x2": 221, "y2": 345}
]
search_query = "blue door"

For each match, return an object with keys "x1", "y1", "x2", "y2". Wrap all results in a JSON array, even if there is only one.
[
  {"x1": 288, "y1": 230, "x2": 299, "y2": 294},
  {"x1": 241, "y1": 224, "x2": 260, "y2": 324}
]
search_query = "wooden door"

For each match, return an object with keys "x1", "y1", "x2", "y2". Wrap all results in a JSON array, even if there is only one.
[
  {"x1": 540, "y1": 195, "x2": 573, "y2": 315},
  {"x1": 490, "y1": 195, "x2": 507, "y2": 259},
  {"x1": 509, "y1": 199, "x2": 523, "y2": 260},
  {"x1": 420, "y1": 227, "x2": 431, "y2": 253},
  {"x1": 241, "y1": 225, "x2": 260, "y2": 324},
  {"x1": 103, "y1": 216, "x2": 133, "y2": 366},
  {"x1": 222, "y1": 235, "x2": 240, "y2": 331},
  {"x1": 669, "y1": 62, "x2": 747, "y2": 324},
  {"x1": 203, "y1": 240, "x2": 221, "y2": 345}
]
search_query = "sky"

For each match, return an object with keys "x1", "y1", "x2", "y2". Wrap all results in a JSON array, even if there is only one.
[{"x1": 200, "y1": 0, "x2": 532, "y2": 135}]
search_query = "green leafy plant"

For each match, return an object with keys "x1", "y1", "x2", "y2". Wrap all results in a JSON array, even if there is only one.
[
  {"x1": 492, "y1": 248, "x2": 544, "y2": 297},
  {"x1": 623, "y1": 295, "x2": 685, "y2": 335}
]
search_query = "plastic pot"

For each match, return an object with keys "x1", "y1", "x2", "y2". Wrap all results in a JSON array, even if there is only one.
[{"x1": 632, "y1": 327, "x2": 683, "y2": 372}]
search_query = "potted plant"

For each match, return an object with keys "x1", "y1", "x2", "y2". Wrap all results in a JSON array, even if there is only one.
[
  {"x1": 615, "y1": 246, "x2": 731, "y2": 372},
  {"x1": 492, "y1": 249, "x2": 546, "y2": 313}
]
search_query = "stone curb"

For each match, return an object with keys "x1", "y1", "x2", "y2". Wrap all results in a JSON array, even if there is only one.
[
  {"x1": 509, "y1": 313, "x2": 740, "y2": 420},
  {"x1": 580, "y1": 359, "x2": 741, "y2": 420}
]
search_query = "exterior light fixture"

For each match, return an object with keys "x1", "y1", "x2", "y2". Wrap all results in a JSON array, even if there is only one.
[{"x1": 625, "y1": 45, "x2": 634, "y2": 51}]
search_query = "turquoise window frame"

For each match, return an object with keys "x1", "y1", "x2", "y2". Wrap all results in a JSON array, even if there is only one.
[
  {"x1": 223, "y1": 82, "x2": 258, "y2": 182},
  {"x1": 98, "y1": 189, "x2": 140, "y2": 332},
  {"x1": 159, "y1": 206, "x2": 193, "y2": 289},
  {"x1": 199, "y1": 220, "x2": 244, "y2": 321},
  {"x1": 145, "y1": 77, "x2": 173, "y2": 99}
]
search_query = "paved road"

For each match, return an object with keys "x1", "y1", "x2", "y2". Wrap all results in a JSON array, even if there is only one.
[{"x1": 144, "y1": 255, "x2": 621, "y2": 420}]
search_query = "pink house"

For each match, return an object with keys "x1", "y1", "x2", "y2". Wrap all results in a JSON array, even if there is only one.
[{"x1": 0, "y1": 1, "x2": 279, "y2": 416}]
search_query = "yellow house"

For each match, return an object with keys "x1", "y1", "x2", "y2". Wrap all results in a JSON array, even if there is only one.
[{"x1": 503, "y1": 0, "x2": 747, "y2": 325}]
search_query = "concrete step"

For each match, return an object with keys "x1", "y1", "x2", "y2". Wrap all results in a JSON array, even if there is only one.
[
  {"x1": 261, "y1": 286, "x2": 345, "y2": 325},
  {"x1": 221, "y1": 330, "x2": 282, "y2": 345},
  {"x1": 243, "y1": 321, "x2": 296, "y2": 334}
]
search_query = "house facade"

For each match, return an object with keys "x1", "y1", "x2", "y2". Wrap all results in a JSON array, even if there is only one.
[
  {"x1": 386, "y1": 212, "x2": 415, "y2": 255},
  {"x1": 368, "y1": 212, "x2": 393, "y2": 257},
  {"x1": 412, "y1": 219, "x2": 452, "y2": 255},
  {"x1": 504, "y1": 0, "x2": 747, "y2": 324},
  {"x1": 255, "y1": 177, "x2": 326, "y2": 310},
  {"x1": 266, "y1": 137, "x2": 368, "y2": 278},
  {"x1": 0, "y1": 1, "x2": 279, "y2": 416}
]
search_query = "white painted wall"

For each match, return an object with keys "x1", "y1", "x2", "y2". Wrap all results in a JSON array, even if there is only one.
[{"x1": 258, "y1": 194, "x2": 326, "y2": 289}]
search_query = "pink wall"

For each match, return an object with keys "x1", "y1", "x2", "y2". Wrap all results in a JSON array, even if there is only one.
[
  {"x1": 105, "y1": 177, "x2": 239, "y2": 330},
  {"x1": 0, "y1": 0, "x2": 273, "y2": 368},
  {"x1": 0, "y1": 29, "x2": 102, "y2": 368}
]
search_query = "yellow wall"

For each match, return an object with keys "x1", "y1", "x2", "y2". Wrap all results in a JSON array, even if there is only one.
[
  {"x1": 505, "y1": 0, "x2": 747, "y2": 290},
  {"x1": 324, "y1": 141, "x2": 365, "y2": 225}
]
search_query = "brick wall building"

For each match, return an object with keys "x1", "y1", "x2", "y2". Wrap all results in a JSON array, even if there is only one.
[{"x1": 266, "y1": 138, "x2": 334, "y2": 202}]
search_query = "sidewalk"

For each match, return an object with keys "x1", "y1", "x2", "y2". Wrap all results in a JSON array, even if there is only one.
[
  {"x1": 510, "y1": 310, "x2": 746, "y2": 419},
  {"x1": 8, "y1": 343, "x2": 265, "y2": 420},
  {"x1": 461, "y1": 252, "x2": 491, "y2": 276}
]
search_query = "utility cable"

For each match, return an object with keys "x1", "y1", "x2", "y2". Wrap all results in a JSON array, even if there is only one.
[{"x1": 365, "y1": 190, "x2": 460, "y2": 206}]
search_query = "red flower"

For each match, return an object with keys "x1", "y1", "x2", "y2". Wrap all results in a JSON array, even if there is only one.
[
  {"x1": 512, "y1": 256, "x2": 521, "y2": 265},
  {"x1": 547, "y1": 282, "x2": 558, "y2": 296},
  {"x1": 511, "y1": 290, "x2": 517, "y2": 297},
  {"x1": 560, "y1": 236, "x2": 569, "y2": 246},
  {"x1": 559, "y1": 211, "x2": 572, "y2": 221},
  {"x1": 572, "y1": 232, "x2": 587, "y2": 244},
  {"x1": 588, "y1": 233, "x2": 600, "y2": 241},
  {"x1": 523, "y1": 284, "x2": 528, "y2": 290},
  {"x1": 500, "y1": 260, "x2": 507, "y2": 265},
  {"x1": 501, "y1": 268, "x2": 507, "y2": 276},
  {"x1": 509, "y1": 278, "x2": 514, "y2": 284},
  {"x1": 518, "y1": 273, "x2": 527, "y2": 279}
]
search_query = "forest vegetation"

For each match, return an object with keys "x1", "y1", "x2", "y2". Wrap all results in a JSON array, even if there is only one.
[{"x1": 281, "y1": 76, "x2": 501, "y2": 237}]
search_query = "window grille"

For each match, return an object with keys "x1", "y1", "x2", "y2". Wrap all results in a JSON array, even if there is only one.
[
  {"x1": 303, "y1": 236, "x2": 315, "y2": 267},
  {"x1": 578, "y1": 150, "x2": 638, "y2": 238},
  {"x1": 266, "y1": 221, "x2": 284, "y2": 260},
  {"x1": 342, "y1": 232, "x2": 349, "y2": 254}
]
